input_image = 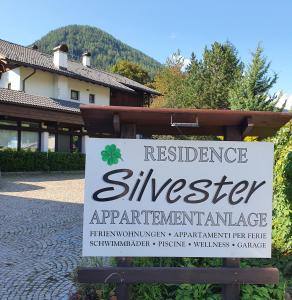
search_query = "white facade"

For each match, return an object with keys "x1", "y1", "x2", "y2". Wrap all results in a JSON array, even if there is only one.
[
  {"x1": 67, "y1": 77, "x2": 110, "y2": 105},
  {"x1": 0, "y1": 68, "x2": 21, "y2": 90},
  {"x1": 0, "y1": 64, "x2": 111, "y2": 153},
  {"x1": 55, "y1": 75, "x2": 69, "y2": 100},
  {"x1": 0, "y1": 66, "x2": 110, "y2": 105},
  {"x1": 22, "y1": 68, "x2": 55, "y2": 97}
]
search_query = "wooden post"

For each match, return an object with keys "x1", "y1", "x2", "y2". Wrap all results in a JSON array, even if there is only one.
[
  {"x1": 224, "y1": 126, "x2": 242, "y2": 142},
  {"x1": 120, "y1": 124, "x2": 136, "y2": 139},
  {"x1": 222, "y1": 126, "x2": 242, "y2": 300},
  {"x1": 116, "y1": 123, "x2": 136, "y2": 300},
  {"x1": 222, "y1": 258, "x2": 241, "y2": 300}
]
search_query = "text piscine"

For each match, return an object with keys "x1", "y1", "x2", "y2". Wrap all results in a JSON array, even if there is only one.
[{"x1": 90, "y1": 210, "x2": 267, "y2": 227}]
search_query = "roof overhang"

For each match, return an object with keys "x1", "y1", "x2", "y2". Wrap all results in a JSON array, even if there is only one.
[
  {"x1": 80, "y1": 105, "x2": 292, "y2": 138},
  {"x1": 0, "y1": 102, "x2": 83, "y2": 125},
  {"x1": 0, "y1": 38, "x2": 161, "y2": 96},
  {"x1": 2, "y1": 58, "x2": 136, "y2": 94}
]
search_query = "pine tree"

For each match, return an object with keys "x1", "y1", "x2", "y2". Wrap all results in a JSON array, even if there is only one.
[
  {"x1": 229, "y1": 45, "x2": 281, "y2": 111},
  {"x1": 184, "y1": 42, "x2": 243, "y2": 109},
  {"x1": 33, "y1": 25, "x2": 161, "y2": 77}
]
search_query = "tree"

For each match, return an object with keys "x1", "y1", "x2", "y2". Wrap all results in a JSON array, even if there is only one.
[
  {"x1": 229, "y1": 45, "x2": 281, "y2": 111},
  {"x1": 270, "y1": 120, "x2": 292, "y2": 253},
  {"x1": 184, "y1": 42, "x2": 243, "y2": 109},
  {"x1": 33, "y1": 25, "x2": 161, "y2": 77},
  {"x1": 152, "y1": 44, "x2": 243, "y2": 109},
  {"x1": 152, "y1": 50, "x2": 185, "y2": 108},
  {"x1": 111, "y1": 60, "x2": 150, "y2": 84}
]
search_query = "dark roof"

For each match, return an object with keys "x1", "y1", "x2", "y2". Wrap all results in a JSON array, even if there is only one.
[
  {"x1": 0, "y1": 39, "x2": 160, "y2": 95},
  {"x1": 80, "y1": 105, "x2": 292, "y2": 138},
  {"x1": 101, "y1": 70, "x2": 157, "y2": 94},
  {"x1": 0, "y1": 88, "x2": 80, "y2": 113}
]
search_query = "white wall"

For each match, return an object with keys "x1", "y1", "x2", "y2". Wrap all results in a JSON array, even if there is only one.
[
  {"x1": 67, "y1": 78, "x2": 110, "y2": 105},
  {"x1": 21, "y1": 68, "x2": 55, "y2": 97},
  {"x1": 0, "y1": 72, "x2": 9, "y2": 89},
  {"x1": 0, "y1": 68, "x2": 21, "y2": 90},
  {"x1": 54, "y1": 75, "x2": 69, "y2": 100},
  {"x1": 1, "y1": 66, "x2": 110, "y2": 106}
]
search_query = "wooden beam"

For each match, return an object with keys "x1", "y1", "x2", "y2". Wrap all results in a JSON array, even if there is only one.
[
  {"x1": 224, "y1": 126, "x2": 242, "y2": 141},
  {"x1": 78, "y1": 267, "x2": 279, "y2": 285},
  {"x1": 0, "y1": 103, "x2": 83, "y2": 126},
  {"x1": 80, "y1": 105, "x2": 292, "y2": 138},
  {"x1": 113, "y1": 114, "x2": 120, "y2": 136},
  {"x1": 223, "y1": 126, "x2": 242, "y2": 299},
  {"x1": 241, "y1": 117, "x2": 254, "y2": 138},
  {"x1": 116, "y1": 124, "x2": 136, "y2": 300},
  {"x1": 0, "y1": 59, "x2": 20, "y2": 72}
]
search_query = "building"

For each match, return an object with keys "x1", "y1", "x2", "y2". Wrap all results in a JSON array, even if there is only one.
[{"x1": 0, "y1": 39, "x2": 159, "y2": 153}]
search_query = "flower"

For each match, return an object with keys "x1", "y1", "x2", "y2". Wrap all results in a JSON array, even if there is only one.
[{"x1": 101, "y1": 144, "x2": 122, "y2": 165}]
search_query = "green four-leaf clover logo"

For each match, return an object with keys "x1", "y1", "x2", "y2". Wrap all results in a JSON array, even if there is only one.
[{"x1": 101, "y1": 144, "x2": 123, "y2": 166}]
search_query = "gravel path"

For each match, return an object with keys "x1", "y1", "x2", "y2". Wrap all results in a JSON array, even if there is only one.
[{"x1": 0, "y1": 173, "x2": 85, "y2": 300}]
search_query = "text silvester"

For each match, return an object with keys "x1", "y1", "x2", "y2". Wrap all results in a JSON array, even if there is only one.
[{"x1": 92, "y1": 169, "x2": 266, "y2": 205}]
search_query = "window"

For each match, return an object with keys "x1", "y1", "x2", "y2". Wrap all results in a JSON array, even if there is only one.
[
  {"x1": 7, "y1": 83, "x2": 11, "y2": 90},
  {"x1": 0, "y1": 120, "x2": 17, "y2": 126},
  {"x1": 72, "y1": 136, "x2": 81, "y2": 152},
  {"x1": 89, "y1": 94, "x2": 95, "y2": 104},
  {"x1": 71, "y1": 90, "x2": 79, "y2": 100},
  {"x1": 21, "y1": 131, "x2": 39, "y2": 151},
  {"x1": 57, "y1": 134, "x2": 70, "y2": 152},
  {"x1": 21, "y1": 121, "x2": 40, "y2": 128},
  {"x1": 0, "y1": 129, "x2": 18, "y2": 149}
]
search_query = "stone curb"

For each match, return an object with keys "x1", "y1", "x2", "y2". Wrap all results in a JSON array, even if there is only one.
[{"x1": 0, "y1": 170, "x2": 85, "y2": 177}]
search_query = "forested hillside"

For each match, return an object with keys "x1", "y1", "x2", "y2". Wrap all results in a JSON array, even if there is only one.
[{"x1": 32, "y1": 25, "x2": 161, "y2": 77}]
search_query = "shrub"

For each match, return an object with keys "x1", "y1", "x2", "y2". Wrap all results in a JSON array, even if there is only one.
[
  {"x1": 69, "y1": 257, "x2": 116, "y2": 300},
  {"x1": 48, "y1": 152, "x2": 85, "y2": 171},
  {"x1": 0, "y1": 149, "x2": 85, "y2": 172},
  {"x1": 0, "y1": 149, "x2": 48, "y2": 172},
  {"x1": 271, "y1": 121, "x2": 292, "y2": 254}
]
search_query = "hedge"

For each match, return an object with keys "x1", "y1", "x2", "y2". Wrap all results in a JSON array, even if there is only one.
[
  {"x1": 0, "y1": 150, "x2": 85, "y2": 172},
  {"x1": 268, "y1": 120, "x2": 292, "y2": 255},
  {"x1": 48, "y1": 152, "x2": 85, "y2": 171}
]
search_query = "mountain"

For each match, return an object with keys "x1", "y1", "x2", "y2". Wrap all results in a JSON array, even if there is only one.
[{"x1": 31, "y1": 25, "x2": 162, "y2": 78}]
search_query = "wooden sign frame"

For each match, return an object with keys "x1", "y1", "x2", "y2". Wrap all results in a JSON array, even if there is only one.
[{"x1": 78, "y1": 106, "x2": 292, "y2": 300}]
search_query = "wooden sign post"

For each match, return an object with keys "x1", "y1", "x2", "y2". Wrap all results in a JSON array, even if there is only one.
[
  {"x1": 116, "y1": 123, "x2": 136, "y2": 300},
  {"x1": 222, "y1": 126, "x2": 241, "y2": 300},
  {"x1": 78, "y1": 106, "x2": 292, "y2": 300}
]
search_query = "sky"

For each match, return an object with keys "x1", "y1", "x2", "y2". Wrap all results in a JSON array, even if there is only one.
[{"x1": 1, "y1": 0, "x2": 291, "y2": 103}]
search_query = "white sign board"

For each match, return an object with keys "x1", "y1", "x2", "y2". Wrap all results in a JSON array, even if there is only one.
[{"x1": 83, "y1": 138, "x2": 274, "y2": 258}]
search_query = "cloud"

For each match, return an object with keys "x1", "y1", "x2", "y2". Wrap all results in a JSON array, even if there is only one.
[
  {"x1": 168, "y1": 53, "x2": 191, "y2": 71},
  {"x1": 277, "y1": 93, "x2": 292, "y2": 110},
  {"x1": 182, "y1": 58, "x2": 191, "y2": 71}
]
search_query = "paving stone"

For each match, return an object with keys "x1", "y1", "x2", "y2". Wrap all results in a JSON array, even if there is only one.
[{"x1": 0, "y1": 173, "x2": 85, "y2": 299}]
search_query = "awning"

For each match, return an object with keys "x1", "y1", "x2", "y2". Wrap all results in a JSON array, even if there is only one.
[{"x1": 80, "y1": 105, "x2": 292, "y2": 138}]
